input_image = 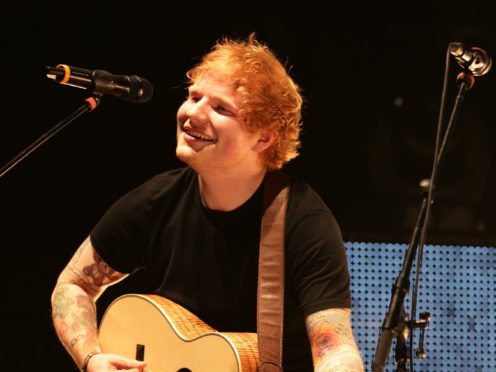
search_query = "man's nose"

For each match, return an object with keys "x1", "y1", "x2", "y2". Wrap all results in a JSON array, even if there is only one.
[{"x1": 186, "y1": 98, "x2": 209, "y2": 123}]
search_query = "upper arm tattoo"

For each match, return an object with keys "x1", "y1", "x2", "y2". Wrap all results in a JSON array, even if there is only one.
[
  {"x1": 66, "y1": 238, "x2": 123, "y2": 294},
  {"x1": 82, "y1": 248, "x2": 121, "y2": 287}
]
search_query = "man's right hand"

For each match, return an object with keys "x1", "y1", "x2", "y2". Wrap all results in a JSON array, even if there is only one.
[{"x1": 86, "y1": 352, "x2": 147, "y2": 371}]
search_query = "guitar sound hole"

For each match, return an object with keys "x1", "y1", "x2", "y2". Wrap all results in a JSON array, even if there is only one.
[{"x1": 177, "y1": 369, "x2": 192, "y2": 372}]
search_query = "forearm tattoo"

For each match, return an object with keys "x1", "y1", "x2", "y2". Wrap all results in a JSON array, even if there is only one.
[
  {"x1": 52, "y1": 287, "x2": 98, "y2": 351},
  {"x1": 52, "y1": 239, "x2": 115, "y2": 354},
  {"x1": 307, "y1": 309, "x2": 364, "y2": 371}
]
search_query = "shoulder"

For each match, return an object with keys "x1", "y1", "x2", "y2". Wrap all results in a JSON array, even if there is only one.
[
  {"x1": 283, "y1": 173, "x2": 345, "y2": 261},
  {"x1": 270, "y1": 170, "x2": 329, "y2": 211},
  {"x1": 125, "y1": 166, "x2": 196, "y2": 201},
  {"x1": 285, "y1": 173, "x2": 339, "y2": 227},
  {"x1": 101, "y1": 167, "x2": 197, "y2": 216}
]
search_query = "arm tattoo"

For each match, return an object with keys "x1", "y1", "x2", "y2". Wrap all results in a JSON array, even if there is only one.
[
  {"x1": 73, "y1": 237, "x2": 90, "y2": 264},
  {"x1": 52, "y1": 286, "x2": 74, "y2": 320},
  {"x1": 315, "y1": 355, "x2": 364, "y2": 372},
  {"x1": 70, "y1": 334, "x2": 84, "y2": 347},
  {"x1": 307, "y1": 310, "x2": 355, "y2": 358},
  {"x1": 82, "y1": 249, "x2": 121, "y2": 287},
  {"x1": 307, "y1": 309, "x2": 364, "y2": 371},
  {"x1": 55, "y1": 291, "x2": 99, "y2": 351},
  {"x1": 66, "y1": 241, "x2": 120, "y2": 293},
  {"x1": 67, "y1": 266, "x2": 99, "y2": 293},
  {"x1": 66, "y1": 295, "x2": 99, "y2": 351}
]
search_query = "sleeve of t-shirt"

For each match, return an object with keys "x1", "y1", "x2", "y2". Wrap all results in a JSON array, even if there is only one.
[
  {"x1": 90, "y1": 180, "x2": 156, "y2": 274},
  {"x1": 286, "y1": 185, "x2": 352, "y2": 317}
]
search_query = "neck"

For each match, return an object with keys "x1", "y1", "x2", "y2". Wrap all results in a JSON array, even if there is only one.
[{"x1": 197, "y1": 167, "x2": 267, "y2": 211}]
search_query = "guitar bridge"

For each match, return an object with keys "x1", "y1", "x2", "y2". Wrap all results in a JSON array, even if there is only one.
[{"x1": 136, "y1": 343, "x2": 145, "y2": 361}]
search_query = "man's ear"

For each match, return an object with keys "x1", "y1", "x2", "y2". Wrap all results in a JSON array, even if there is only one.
[{"x1": 253, "y1": 130, "x2": 277, "y2": 153}]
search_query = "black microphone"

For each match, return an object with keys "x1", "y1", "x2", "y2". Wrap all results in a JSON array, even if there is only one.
[
  {"x1": 448, "y1": 42, "x2": 492, "y2": 76},
  {"x1": 46, "y1": 64, "x2": 154, "y2": 103}
]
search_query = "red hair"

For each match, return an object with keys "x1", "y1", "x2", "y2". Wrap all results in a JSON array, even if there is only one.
[{"x1": 186, "y1": 33, "x2": 303, "y2": 170}]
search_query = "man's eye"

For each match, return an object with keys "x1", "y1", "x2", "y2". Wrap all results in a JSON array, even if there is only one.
[{"x1": 215, "y1": 106, "x2": 232, "y2": 115}]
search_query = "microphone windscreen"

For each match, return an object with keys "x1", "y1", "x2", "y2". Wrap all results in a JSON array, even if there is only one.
[{"x1": 122, "y1": 75, "x2": 154, "y2": 103}]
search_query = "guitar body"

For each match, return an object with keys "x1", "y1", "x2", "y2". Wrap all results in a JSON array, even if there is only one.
[{"x1": 98, "y1": 294, "x2": 259, "y2": 372}]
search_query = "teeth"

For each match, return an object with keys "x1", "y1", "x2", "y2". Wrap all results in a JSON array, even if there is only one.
[{"x1": 185, "y1": 129, "x2": 215, "y2": 142}]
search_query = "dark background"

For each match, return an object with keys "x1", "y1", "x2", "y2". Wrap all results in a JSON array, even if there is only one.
[{"x1": 1, "y1": 2, "x2": 495, "y2": 370}]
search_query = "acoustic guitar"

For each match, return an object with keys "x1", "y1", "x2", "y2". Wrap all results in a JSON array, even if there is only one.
[{"x1": 98, "y1": 293, "x2": 259, "y2": 371}]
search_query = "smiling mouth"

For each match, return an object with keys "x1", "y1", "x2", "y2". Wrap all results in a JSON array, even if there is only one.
[{"x1": 183, "y1": 128, "x2": 216, "y2": 142}]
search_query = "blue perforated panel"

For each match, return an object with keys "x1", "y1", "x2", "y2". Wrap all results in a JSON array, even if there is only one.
[{"x1": 346, "y1": 242, "x2": 496, "y2": 371}]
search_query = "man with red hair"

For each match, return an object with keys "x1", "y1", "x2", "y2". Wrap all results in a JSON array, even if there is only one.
[{"x1": 51, "y1": 34, "x2": 364, "y2": 371}]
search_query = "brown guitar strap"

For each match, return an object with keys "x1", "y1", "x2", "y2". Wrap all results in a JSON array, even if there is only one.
[{"x1": 257, "y1": 170, "x2": 291, "y2": 372}]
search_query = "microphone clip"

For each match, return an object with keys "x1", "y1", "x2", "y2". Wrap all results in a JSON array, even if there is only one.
[{"x1": 449, "y1": 42, "x2": 492, "y2": 77}]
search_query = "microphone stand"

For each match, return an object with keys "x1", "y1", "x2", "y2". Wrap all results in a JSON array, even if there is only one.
[
  {"x1": 0, "y1": 96, "x2": 101, "y2": 179},
  {"x1": 371, "y1": 69, "x2": 476, "y2": 372}
]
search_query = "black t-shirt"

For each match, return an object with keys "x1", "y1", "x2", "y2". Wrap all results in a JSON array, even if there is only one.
[{"x1": 91, "y1": 167, "x2": 351, "y2": 371}]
